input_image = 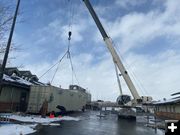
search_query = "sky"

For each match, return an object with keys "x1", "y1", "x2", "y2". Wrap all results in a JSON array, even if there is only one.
[{"x1": 2, "y1": 0, "x2": 180, "y2": 101}]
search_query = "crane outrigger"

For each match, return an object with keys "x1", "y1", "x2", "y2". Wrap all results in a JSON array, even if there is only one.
[{"x1": 82, "y1": 0, "x2": 152, "y2": 110}]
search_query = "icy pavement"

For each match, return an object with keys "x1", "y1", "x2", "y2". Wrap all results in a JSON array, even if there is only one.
[
  {"x1": 31, "y1": 111, "x2": 165, "y2": 135},
  {"x1": 0, "y1": 124, "x2": 36, "y2": 135}
]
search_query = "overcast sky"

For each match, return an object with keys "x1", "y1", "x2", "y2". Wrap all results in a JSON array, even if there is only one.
[{"x1": 4, "y1": 0, "x2": 180, "y2": 101}]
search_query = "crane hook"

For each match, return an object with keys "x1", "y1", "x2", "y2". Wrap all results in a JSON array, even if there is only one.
[{"x1": 68, "y1": 31, "x2": 72, "y2": 40}]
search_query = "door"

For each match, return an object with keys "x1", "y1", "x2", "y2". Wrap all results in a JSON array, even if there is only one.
[{"x1": 19, "y1": 92, "x2": 27, "y2": 112}]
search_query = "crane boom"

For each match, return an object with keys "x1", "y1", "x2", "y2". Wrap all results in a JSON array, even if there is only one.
[
  {"x1": 114, "y1": 61, "x2": 122, "y2": 95},
  {"x1": 83, "y1": 0, "x2": 141, "y2": 101}
]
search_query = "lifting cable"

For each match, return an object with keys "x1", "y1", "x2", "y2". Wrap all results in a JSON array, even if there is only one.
[
  {"x1": 66, "y1": 0, "x2": 80, "y2": 85},
  {"x1": 39, "y1": 51, "x2": 68, "y2": 79},
  {"x1": 51, "y1": 52, "x2": 66, "y2": 84},
  {"x1": 70, "y1": 53, "x2": 80, "y2": 86},
  {"x1": 51, "y1": 0, "x2": 73, "y2": 84},
  {"x1": 40, "y1": 0, "x2": 80, "y2": 85},
  {"x1": 67, "y1": 31, "x2": 80, "y2": 85},
  {"x1": 113, "y1": 40, "x2": 148, "y2": 96}
]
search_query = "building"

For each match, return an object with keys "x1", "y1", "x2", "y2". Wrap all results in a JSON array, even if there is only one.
[
  {"x1": 27, "y1": 85, "x2": 91, "y2": 114},
  {"x1": 0, "y1": 67, "x2": 45, "y2": 112},
  {"x1": 153, "y1": 93, "x2": 180, "y2": 120},
  {"x1": 0, "y1": 67, "x2": 91, "y2": 114}
]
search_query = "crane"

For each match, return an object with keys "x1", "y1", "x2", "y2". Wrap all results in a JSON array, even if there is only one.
[
  {"x1": 82, "y1": 0, "x2": 152, "y2": 106},
  {"x1": 114, "y1": 61, "x2": 122, "y2": 96}
]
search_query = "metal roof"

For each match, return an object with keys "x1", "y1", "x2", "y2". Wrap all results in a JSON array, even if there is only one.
[{"x1": 153, "y1": 97, "x2": 180, "y2": 105}]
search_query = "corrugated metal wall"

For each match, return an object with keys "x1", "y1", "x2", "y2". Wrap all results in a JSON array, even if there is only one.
[
  {"x1": 0, "y1": 86, "x2": 29, "y2": 112},
  {"x1": 27, "y1": 85, "x2": 91, "y2": 113}
]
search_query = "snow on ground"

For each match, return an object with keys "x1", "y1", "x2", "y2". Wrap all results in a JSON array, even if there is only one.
[
  {"x1": 0, "y1": 124, "x2": 36, "y2": 135},
  {"x1": 0, "y1": 114, "x2": 79, "y2": 134},
  {"x1": 9, "y1": 115, "x2": 79, "y2": 124},
  {"x1": 1, "y1": 114, "x2": 80, "y2": 124}
]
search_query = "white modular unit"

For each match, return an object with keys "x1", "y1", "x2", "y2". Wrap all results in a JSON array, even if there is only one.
[{"x1": 27, "y1": 85, "x2": 91, "y2": 113}]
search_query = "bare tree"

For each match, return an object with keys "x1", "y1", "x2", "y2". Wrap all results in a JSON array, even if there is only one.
[
  {"x1": 0, "y1": 1, "x2": 14, "y2": 64},
  {"x1": 0, "y1": 2, "x2": 13, "y2": 43},
  {"x1": 0, "y1": 1, "x2": 22, "y2": 66}
]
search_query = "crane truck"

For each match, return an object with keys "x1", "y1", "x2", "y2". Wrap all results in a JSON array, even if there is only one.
[{"x1": 83, "y1": 0, "x2": 152, "y2": 118}]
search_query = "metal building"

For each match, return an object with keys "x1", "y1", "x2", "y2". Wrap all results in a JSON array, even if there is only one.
[
  {"x1": 154, "y1": 97, "x2": 180, "y2": 120},
  {"x1": 0, "y1": 67, "x2": 45, "y2": 112},
  {"x1": 0, "y1": 81, "x2": 29, "y2": 112}
]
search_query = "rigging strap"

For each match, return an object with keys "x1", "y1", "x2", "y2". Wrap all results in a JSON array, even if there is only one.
[
  {"x1": 39, "y1": 51, "x2": 68, "y2": 79},
  {"x1": 67, "y1": 31, "x2": 79, "y2": 85}
]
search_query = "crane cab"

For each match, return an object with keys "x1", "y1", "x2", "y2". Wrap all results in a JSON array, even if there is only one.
[{"x1": 116, "y1": 95, "x2": 131, "y2": 105}]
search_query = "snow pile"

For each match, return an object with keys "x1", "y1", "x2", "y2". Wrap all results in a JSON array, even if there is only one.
[
  {"x1": 6, "y1": 114, "x2": 80, "y2": 124},
  {"x1": 49, "y1": 123, "x2": 60, "y2": 126},
  {"x1": 43, "y1": 123, "x2": 61, "y2": 126},
  {"x1": 0, "y1": 124, "x2": 36, "y2": 135}
]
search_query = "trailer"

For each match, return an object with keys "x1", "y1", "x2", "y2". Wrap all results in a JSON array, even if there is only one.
[{"x1": 27, "y1": 85, "x2": 91, "y2": 114}]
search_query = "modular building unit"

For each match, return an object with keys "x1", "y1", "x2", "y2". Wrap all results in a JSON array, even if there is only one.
[{"x1": 27, "y1": 85, "x2": 91, "y2": 113}]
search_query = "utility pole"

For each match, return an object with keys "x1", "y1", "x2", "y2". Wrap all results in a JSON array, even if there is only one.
[{"x1": 0, "y1": 0, "x2": 21, "y2": 92}]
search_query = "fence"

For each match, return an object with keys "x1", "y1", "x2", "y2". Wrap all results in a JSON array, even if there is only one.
[{"x1": 0, "y1": 114, "x2": 11, "y2": 123}]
